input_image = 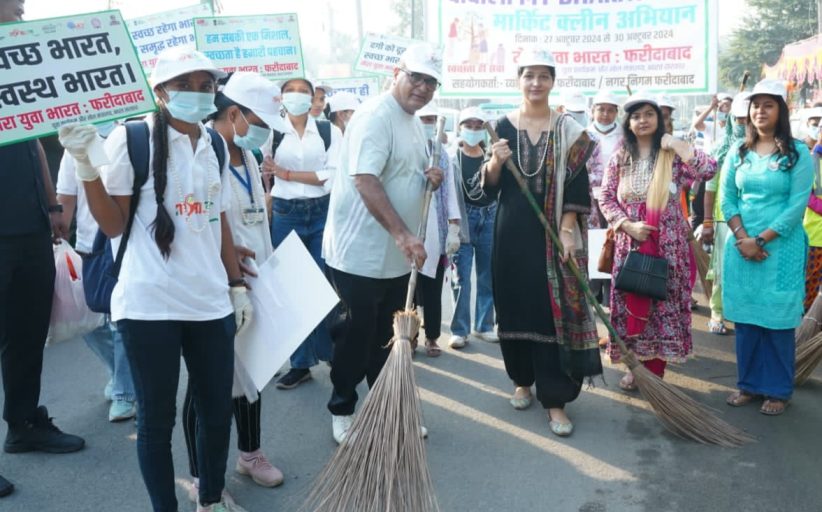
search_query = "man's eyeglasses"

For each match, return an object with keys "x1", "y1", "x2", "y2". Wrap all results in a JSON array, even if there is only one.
[{"x1": 400, "y1": 68, "x2": 440, "y2": 90}]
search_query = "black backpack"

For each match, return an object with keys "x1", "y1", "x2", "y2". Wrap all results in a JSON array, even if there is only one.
[{"x1": 82, "y1": 121, "x2": 226, "y2": 313}]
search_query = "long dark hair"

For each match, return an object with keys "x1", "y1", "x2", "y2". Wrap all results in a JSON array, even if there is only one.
[
  {"x1": 150, "y1": 108, "x2": 174, "y2": 259},
  {"x1": 621, "y1": 102, "x2": 666, "y2": 159},
  {"x1": 738, "y1": 94, "x2": 798, "y2": 169}
]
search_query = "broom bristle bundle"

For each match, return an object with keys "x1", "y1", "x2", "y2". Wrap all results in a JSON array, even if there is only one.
[
  {"x1": 302, "y1": 309, "x2": 439, "y2": 512},
  {"x1": 689, "y1": 236, "x2": 712, "y2": 301},
  {"x1": 631, "y1": 364, "x2": 755, "y2": 447},
  {"x1": 795, "y1": 330, "x2": 822, "y2": 386},
  {"x1": 796, "y1": 293, "x2": 822, "y2": 347}
]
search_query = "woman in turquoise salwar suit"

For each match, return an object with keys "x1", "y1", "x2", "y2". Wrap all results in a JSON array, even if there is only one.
[{"x1": 721, "y1": 80, "x2": 814, "y2": 416}]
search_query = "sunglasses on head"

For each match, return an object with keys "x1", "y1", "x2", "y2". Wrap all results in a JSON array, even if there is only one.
[{"x1": 400, "y1": 68, "x2": 440, "y2": 90}]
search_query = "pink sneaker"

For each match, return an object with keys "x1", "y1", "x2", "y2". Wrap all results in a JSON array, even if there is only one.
[{"x1": 235, "y1": 449, "x2": 284, "y2": 488}]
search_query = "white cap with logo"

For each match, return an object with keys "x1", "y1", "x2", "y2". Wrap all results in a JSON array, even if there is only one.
[
  {"x1": 656, "y1": 95, "x2": 676, "y2": 111},
  {"x1": 716, "y1": 92, "x2": 733, "y2": 102},
  {"x1": 592, "y1": 90, "x2": 622, "y2": 108},
  {"x1": 415, "y1": 103, "x2": 439, "y2": 118},
  {"x1": 561, "y1": 89, "x2": 587, "y2": 112},
  {"x1": 750, "y1": 79, "x2": 787, "y2": 102},
  {"x1": 399, "y1": 43, "x2": 444, "y2": 83},
  {"x1": 805, "y1": 107, "x2": 822, "y2": 121},
  {"x1": 730, "y1": 92, "x2": 751, "y2": 118},
  {"x1": 459, "y1": 106, "x2": 486, "y2": 125},
  {"x1": 329, "y1": 91, "x2": 361, "y2": 113},
  {"x1": 221, "y1": 72, "x2": 287, "y2": 132},
  {"x1": 623, "y1": 90, "x2": 659, "y2": 111},
  {"x1": 151, "y1": 47, "x2": 226, "y2": 86},
  {"x1": 516, "y1": 47, "x2": 556, "y2": 71}
]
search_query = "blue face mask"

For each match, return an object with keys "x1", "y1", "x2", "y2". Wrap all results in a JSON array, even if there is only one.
[
  {"x1": 164, "y1": 90, "x2": 216, "y2": 124},
  {"x1": 594, "y1": 120, "x2": 617, "y2": 133},
  {"x1": 716, "y1": 112, "x2": 728, "y2": 123},
  {"x1": 733, "y1": 123, "x2": 746, "y2": 138},
  {"x1": 96, "y1": 121, "x2": 117, "y2": 138},
  {"x1": 282, "y1": 92, "x2": 312, "y2": 116},
  {"x1": 233, "y1": 112, "x2": 271, "y2": 151},
  {"x1": 461, "y1": 128, "x2": 485, "y2": 147},
  {"x1": 808, "y1": 125, "x2": 820, "y2": 140},
  {"x1": 422, "y1": 123, "x2": 435, "y2": 140}
]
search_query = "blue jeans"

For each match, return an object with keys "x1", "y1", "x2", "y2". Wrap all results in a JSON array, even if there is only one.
[
  {"x1": 271, "y1": 195, "x2": 333, "y2": 369},
  {"x1": 119, "y1": 316, "x2": 235, "y2": 511},
  {"x1": 450, "y1": 202, "x2": 496, "y2": 337},
  {"x1": 83, "y1": 317, "x2": 135, "y2": 401}
]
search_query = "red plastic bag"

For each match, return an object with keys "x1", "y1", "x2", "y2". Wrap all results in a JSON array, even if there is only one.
[{"x1": 47, "y1": 242, "x2": 103, "y2": 345}]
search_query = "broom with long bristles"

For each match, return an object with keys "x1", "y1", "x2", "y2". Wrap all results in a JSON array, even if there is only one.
[
  {"x1": 795, "y1": 330, "x2": 822, "y2": 386},
  {"x1": 689, "y1": 229, "x2": 712, "y2": 301},
  {"x1": 796, "y1": 293, "x2": 822, "y2": 348},
  {"x1": 485, "y1": 122, "x2": 753, "y2": 447},
  {"x1": 302, "y1": 118, "x2": 446, "y2": 512}
]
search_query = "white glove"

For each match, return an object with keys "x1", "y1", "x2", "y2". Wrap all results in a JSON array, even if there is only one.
[
  {"x1": 230, "y1": 286, "x2": 253, "y2": 335},
  {"x1": 58, "y1": 124, "x2": 100, "y2": 182},
  {"x1": 445, "y1": 223, "x2": 461, "y2": 256}
]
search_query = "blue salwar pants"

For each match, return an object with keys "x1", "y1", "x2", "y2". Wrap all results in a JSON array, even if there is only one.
[{"x1": 735, "y1": 322, "x2": 795, "y2": 400}]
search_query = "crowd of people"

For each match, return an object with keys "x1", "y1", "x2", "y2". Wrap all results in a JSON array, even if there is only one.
[{"x1": 2, "y1": 1, "x2": 822, "y2": 510}]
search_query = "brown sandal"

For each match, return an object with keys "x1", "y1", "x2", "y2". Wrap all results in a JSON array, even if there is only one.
[
  {"x1": 424, "y1": 339, "x2": 442, "y2": 357},
  {"x1": 760, "y1": 398, "x2": 788, "y2": 416},
  {"x1": 726, "y1": 390, "x2": 761, "y2": 407}
]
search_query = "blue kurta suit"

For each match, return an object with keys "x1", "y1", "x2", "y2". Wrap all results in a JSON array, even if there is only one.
[{"x1": 721, "y1": 140, "x2": 813, "y2": 399}]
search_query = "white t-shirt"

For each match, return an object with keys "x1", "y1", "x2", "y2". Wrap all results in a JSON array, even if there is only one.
[
  {"x1": 224, "y1": 150, "x2": 273, "y2": 264},
  {"x1": 263, "y1": 116, "x2": 342, "y2": 200},
  {"x1": 56, "y1": 151, "x2": 98, "y2": 253},
  {"x1": 323, "y1": 92, "x2": 429, "y2": 279},
  {"x1": 101, "y1": 117, "x2": 233, "y2": 322},
  {"x1": 698, "y1": 120, "x2": 726, "y2": 153},
  {"x1": 586, "y1": 123, "x2": 624, "y2": 198}
]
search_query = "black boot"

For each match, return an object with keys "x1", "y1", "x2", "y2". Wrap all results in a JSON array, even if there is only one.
[
  {"x1": 0, "y1": 474, "x2": 13, "y2": 498},
  {"x1": 4, "y1": 406, "x2": 85, "y2": 454}
]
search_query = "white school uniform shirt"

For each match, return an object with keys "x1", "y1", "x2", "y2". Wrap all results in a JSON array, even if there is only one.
[
  {"x1": 224, "y1": 149, "x2": 273, "y2": 264},
  {"x1": 421, "y1": 152, "x2": 461, "y2": 279},
  {"x1": 323, "y1": 92, "x2": 429, "y2": 279},
  {"x1": 262, "y1": 116, "x2": 342, "y2": 199},
  {"x1": 56, "y1": 151, "x2": 98, "y2": 253},
  {"x1": 101, "y1": 117, "x2": 233, "y2": 322}
]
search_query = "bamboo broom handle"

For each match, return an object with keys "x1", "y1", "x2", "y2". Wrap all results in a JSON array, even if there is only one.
[
  {"x1": 484, "y1": 122, "x2": 632, "y2": 356},
  {"x1": 404, "y1": 116, "x2": 447, "y2": 311}
]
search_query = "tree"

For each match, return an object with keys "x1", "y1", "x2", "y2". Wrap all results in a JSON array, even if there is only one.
[
  {"x1": 719, "y1": 0, "x2": 818, "y2": 89},
  {"x1": 390, "y1": 0, "x2": 424, "y2": 39}
]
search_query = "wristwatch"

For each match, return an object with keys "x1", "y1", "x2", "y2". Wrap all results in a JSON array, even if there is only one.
[
  {"x1": 755, "y1": 236, "x2": 766, "y2": 248},
  {"x1": 48, "y1": 204, "x2": 63, "y2": 213}
]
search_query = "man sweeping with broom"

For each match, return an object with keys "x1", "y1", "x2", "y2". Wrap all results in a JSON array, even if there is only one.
[{"x1": 322, "y1": 43, "x2": 444, "y2": 445}]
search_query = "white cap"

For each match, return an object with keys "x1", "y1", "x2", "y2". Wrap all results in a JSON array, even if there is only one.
[
  {"x1": 328, "y1": 91, "x2": 360, "y2": 113},
  {"x1": 221, "y1": 72, "x2": 287, "y2": 132},
  {"x1": 592, "y1": 90, "x2": 621, "y2": 108},
  {"x1": 731, "y1": 92, "x2": 751, "y2": 118},
  {"x1": 415, "y1": 103, "x2": 439, "y2": 118},
  {"x1": 561, "y1": 89, "x2": 587, "y2": 112},
  {"x1": 314, "y1": 81, "x2": 334, "y2": 94},
  {"x1": 517, "y1": 47, "x2": 556, "y2": 71},
  {"x1": 656, "y1": 95, "x2": 676, "y2": 110},
  {"x1": 399, "y1": 43, "x2": 443, "y2": 83},
  {"x1": 278, "y1": 76, "x2": 314, "y2": 93},
  {"x1": 716, "y1": 92, "x2": 733, "y2": 102},
  {"x1": 750, "y1": 79, "x2": 787, "y2": 102},
  {"x1": 151, "y1": 47, "x2": 226, "y2": 86},
  {"x1": 623, "y1": 90, "x2": 659, "y2": 111},
  {"x1": 804, "y1": 107, "x2": 822, "y2": 120},
  {"x1": 459, "y1": 106, "x2": 486, "y2": 125}
]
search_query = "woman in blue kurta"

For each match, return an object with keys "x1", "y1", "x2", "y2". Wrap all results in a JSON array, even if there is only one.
[{"x1": 721, "y1": 80, "x2": 814, "y2": 416}]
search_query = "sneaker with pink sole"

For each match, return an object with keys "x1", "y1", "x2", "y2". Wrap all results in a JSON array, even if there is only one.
[{"x1": 236, "y1": 449, "x2": 284, "y2": 487}]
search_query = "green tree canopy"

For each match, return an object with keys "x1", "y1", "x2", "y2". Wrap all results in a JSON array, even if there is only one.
[{"x1": 719, "y1": 0, "x2": 818, "y2": 89}]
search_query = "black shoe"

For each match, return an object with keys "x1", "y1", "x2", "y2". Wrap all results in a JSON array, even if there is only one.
[
  {"x1": 275, "y1": 368, "x2": 312, "y2": 390},
  {"x1": 4, "y1": 406, "x2": 85, "y2": 454},
  {"x1": 0, "y1": 474, "x2": 13, "y2": 498}
]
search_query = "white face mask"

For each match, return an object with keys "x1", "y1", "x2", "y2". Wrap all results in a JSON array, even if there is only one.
[
  {"x1": 568, "y1": 111, "x2": 588, "y2": 127},
  {"x1": 281, "y1": 92, "x2": 313, "y2": 116},
  {"x1": 807, "y1": 125, "x2": 820, "y2": 140},
  {"x1": 593, "y1": 121, "x2": 617, "y2": 133},
  {"x1": 460, "y1": 128, "x2": 485, "y2": 147},
  {"x1": 422, "y1": 123, "x2": 435, "y2": 140}
]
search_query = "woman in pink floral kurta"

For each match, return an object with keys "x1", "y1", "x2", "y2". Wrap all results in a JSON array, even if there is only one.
[{"x1": 599, "y1": 99, "x2": 716, "y2": 386}]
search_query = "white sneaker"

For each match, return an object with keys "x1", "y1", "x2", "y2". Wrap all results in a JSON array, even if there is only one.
[
  {"x1": 448, "y1": 335, "x2": 467, "y2": 349},
  {"x1": 197, "y1": 499, "x2": 247, "y2": 512},
  {"x1": 473, "y1": 330, "x2": 499, "y2": 343},
  {"x1": 332, "y1": 414, "x2": 354, "y2": 444},
  {"x1": 421, "y1": 425, "x2": 428, "y2": 438}
]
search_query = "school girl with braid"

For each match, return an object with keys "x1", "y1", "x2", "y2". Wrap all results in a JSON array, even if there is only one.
[{"x1": 58, "y1": 48, "x2": 252, "y2": 512}]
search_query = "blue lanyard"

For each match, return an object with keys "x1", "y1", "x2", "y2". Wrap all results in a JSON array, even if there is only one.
[{"x1": 228, "y1": 151, "x2": 256, "y2": 206}]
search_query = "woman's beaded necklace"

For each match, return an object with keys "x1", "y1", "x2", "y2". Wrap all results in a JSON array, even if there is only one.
[{"x1": 516, "y1": 111, "x2": 552, "y2": 178}]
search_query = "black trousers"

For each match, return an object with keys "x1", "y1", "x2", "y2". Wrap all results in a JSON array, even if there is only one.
[
  {"x1": 415, "y1": 258, "x2": 446, "y2": 340},
  {"x1": 0, "y1": 232, "x2": 54, "y2": 424},
  {"x1": 182, "y1": 385, "x2": 261, "y2": 477},
  {"x1": 500, "y1": 340, "x2": 582, "y2": 409},
  {"x1": 327, "y1": 268, "x2": 408, "y2": 416}
]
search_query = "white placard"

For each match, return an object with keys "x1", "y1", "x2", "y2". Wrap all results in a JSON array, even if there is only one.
[
  {"x1": 588, "y1": 228, "x2": 612, "y2": 280},
  {"x1": 234, "y1": 231, "x2": 339, "y2": 392}
]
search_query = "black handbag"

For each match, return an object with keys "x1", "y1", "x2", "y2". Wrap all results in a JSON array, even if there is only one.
[{"x1": 614, "y1": 250, "x2": 669, "y2": 301}]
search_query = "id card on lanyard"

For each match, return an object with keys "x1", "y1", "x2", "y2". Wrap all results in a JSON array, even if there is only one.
[{"x1": 229, "y1": 156, "x2": 266, "y2": 225}]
